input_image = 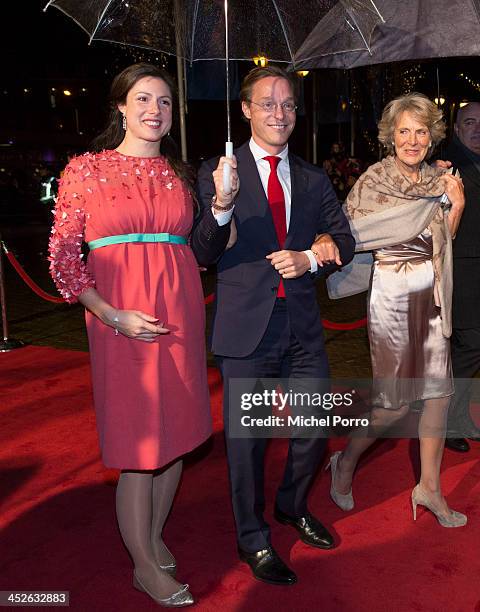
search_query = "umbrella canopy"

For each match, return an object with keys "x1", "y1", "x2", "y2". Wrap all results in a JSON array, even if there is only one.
[
  {"x1": 45, "y1": 0, "x2": 385, "y2": 183},
  {"x1": 295, "y1": 0, "x2": 480, "y2": 69},
  {"x1": 44, "y1": 0, "x2": 384, "y2": 65}
]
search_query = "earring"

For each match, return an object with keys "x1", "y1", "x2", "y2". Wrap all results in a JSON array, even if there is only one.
[
  {"x1": 428, "y1": 142, "x2": 432, "y2": 148},
  {"x1": 122, "y1": 114, "x2": 127, "y2": 131}
]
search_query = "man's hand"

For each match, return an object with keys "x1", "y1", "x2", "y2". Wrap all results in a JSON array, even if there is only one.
[
  {"x1": 212, "y1": 155, "x2": 240, "y2": 207},
  {"x1": 266, "y1": 250, "x2": 311, "y2": 279},
  {"x1": 441, "y1": 172, "x2": 465, "y2": 211},
  {"x1": 433, "y1": 159, "x2": 452, "y2": 169},
  {"x1": 311, "y1": 233, "x2": 342, "y2": 267}
]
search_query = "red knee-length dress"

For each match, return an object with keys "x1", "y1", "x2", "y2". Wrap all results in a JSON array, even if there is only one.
[{"x1": 49, "y1": 150, "x2": 212, "y2": 469}]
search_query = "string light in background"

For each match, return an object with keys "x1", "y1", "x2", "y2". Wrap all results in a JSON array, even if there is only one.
[
  {"x1": 108, "y1": 45, "x2": 169, "y2": 75},
  {"x1": 4, "y1": 86, "x2": 94, "y2": 99},
  {"x1": 351, "y1": 75, "x2": 360, "y2": 111},
  {"x1": 401, "y1": 63, "x2": 425, "y2": 94},
  {"x1": 361, "y1": 129, "x2": 378, "y2": 156},
  {"x1": 458, "y1": 72, "x2": 480, "y2": 93}
]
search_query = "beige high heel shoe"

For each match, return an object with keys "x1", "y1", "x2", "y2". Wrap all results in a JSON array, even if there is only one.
[
  {"x1": 325, "y1": 451, "x2": 354, "y2": 511},
  {"x1": 133, "y1": 572, "x2": 194, "y2": 607},
  {"x1": 411, "y1": 484, "x2": 467, "y2": 528}
]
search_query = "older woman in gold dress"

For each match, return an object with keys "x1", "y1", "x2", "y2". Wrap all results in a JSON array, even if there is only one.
[{"x1": 315, "y1": 93, "x2": 466, "y2": 527}]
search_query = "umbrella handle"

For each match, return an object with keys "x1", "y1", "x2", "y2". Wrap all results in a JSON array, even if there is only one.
[{"x1": 222, "y1": 141, "x2": 233, "y2": 195}]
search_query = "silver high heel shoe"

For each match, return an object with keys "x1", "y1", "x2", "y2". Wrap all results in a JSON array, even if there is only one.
[
  {"x1": 411, "y1": 484, "x2": 467, "y2": 528},
  {"x1": 325, "y1": 451, "x2": 354, "y2": 511},
  {"x1": 133, "y1": 572, "x2": 194, "y2": 608}
]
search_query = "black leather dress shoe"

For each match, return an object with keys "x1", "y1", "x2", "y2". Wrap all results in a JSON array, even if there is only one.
[
  {"x1": 274, "y1": 505, "x2": 335, "y2": 549},
  {"x1": 445, "y1": 437, "x2": 470, "y2": 452},
  {"x1": 238, "y1": 546, "x2": 297, "y2": 586}
]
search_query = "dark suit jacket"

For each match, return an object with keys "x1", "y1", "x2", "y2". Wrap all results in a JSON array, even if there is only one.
[
  {"x1": 446, "y1": 136, "x2": 480, "y2": 328},
  {"x1": 191, "y1": 141, "x2": 355, "y2": 357}
]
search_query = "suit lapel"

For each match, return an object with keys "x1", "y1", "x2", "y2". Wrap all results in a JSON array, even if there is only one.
[
  {"x1": 236, "y1": 142, "x2": 278, "y2": 247},
  {"x1": 449, "y1": 139, "x2": 480, "y2": 189},
  {"x1": 285, "y1": 153, "x2": 309, "y2": 249}
]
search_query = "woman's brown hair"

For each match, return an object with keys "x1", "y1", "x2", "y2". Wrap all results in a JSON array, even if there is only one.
[{"x1": 91, "y1": 63, "x2": 195, "y2": 190}]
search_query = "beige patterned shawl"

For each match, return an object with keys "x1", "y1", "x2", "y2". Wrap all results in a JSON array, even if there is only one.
[{"x1": 326, "y1": 155, "x2": 453, "y2": 337}]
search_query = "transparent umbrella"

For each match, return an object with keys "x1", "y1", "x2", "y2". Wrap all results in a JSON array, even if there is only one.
[
  {"x1": 44, "y1": 0, "x2": 384, "y2": 187},
  {"x1": 295, "y1": 0, "x2": 480, "y2": 69}
]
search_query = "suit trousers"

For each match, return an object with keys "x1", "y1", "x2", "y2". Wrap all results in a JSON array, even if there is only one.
[
  {"x1": 448, "y1": 327, "x2": 480, "y2": 434},
  {"x1": 216, "y1": 299, "x2": 329, "y2": 553}
]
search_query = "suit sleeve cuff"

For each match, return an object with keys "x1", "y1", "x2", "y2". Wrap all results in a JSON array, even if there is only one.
[
  {"x1": 212, "y1": 206, "x2": 235, "y2": 226},
  {"x1": 304, "y1": 249, "x2": 318, "y2": 273}
]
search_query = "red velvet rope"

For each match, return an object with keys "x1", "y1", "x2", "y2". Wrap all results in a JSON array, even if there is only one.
[
  {"x1": 3, "y1": 246, "x2": 65, "y2": 304},
  {"x1": 2, "y1": 242, "x2": 367, "y2": 328},
  {"x1": 321, "y1": 317, "x2": 367, "y2": 330}
]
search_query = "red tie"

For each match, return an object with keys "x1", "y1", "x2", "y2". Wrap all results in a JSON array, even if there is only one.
[{"x1": 264, "y1": 155, "x2": 287, "y2": 298}]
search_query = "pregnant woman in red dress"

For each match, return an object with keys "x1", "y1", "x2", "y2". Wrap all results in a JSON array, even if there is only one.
[{"x1": 49, "y1": 64, "x2": 212, "y2": 607}]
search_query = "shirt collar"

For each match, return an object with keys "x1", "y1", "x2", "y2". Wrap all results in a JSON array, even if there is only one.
[{"x1": 249, "y1": 137, "x2": 289, "y2": 163}]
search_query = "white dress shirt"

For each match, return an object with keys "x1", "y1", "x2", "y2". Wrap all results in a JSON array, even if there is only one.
[{"x1": 212, "y1": 137, "x2": 317, "y2": 272}]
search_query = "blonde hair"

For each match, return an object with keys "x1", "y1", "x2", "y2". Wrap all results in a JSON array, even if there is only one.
[{"x1": 378, "y1": 92, "x2": 446, "y2": 157}]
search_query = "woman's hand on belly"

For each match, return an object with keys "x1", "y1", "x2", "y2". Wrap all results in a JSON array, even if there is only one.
[
  {"x1": 111, "y1": 309, "x2": 170, "y2": 342},
  {"x1": 78, "y1": 287, "x2": 168, "y2": 342}
]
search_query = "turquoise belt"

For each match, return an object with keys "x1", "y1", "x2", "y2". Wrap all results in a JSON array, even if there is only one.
[{"x1": 88, "y1": 233, "x2": 188, "y2": 251}]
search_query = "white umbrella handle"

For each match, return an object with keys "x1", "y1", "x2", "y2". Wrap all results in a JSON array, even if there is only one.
[{"x1": 223, "y1": 141, "x2": 233, "y2": 195}]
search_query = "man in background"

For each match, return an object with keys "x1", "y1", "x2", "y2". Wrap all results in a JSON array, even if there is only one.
[{"x1": 445, "y1": 102, "x2": 480, "y2": 452}]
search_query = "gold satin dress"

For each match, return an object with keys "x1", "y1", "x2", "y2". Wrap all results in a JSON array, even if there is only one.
[{"x1": 368, "y1": 227, "x2": 453, "y2": 409}]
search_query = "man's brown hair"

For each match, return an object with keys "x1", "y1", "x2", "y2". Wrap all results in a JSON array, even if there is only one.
[{"x1": 239, "y1": 65, "x2": 299, "y2": 106}]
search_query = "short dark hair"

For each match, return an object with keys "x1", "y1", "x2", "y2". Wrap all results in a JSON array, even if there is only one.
[{"x1": 240, "y1": 65, "x2": 299, "y2": 105}]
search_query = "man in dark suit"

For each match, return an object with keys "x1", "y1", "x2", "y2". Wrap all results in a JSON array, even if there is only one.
[
  {"x1": 191, "y1": 66, "x2": 355, "y2": 585},
  {"x1": 445, "y1": 102, "x2": 480, "y2": 453}
]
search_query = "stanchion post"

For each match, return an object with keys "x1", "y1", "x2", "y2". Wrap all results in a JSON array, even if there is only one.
[{"x1": 0, "y1": 236, "x2": 25, "y2": 352}]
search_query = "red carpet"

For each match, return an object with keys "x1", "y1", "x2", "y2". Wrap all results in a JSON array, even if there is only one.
[{"x1": 1, "y1": 346, "x2": 480, "y2": 611}]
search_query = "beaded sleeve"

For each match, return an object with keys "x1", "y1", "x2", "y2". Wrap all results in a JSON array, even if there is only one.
[{"x1": 48, "y1": 160, "x2": 95, "y2": 303}]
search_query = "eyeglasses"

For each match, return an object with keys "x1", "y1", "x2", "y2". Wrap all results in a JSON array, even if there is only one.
[{"x1": 248, "y1": 100, "x2": 298, "y2": 114}]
